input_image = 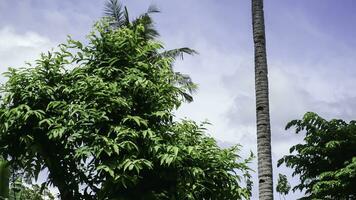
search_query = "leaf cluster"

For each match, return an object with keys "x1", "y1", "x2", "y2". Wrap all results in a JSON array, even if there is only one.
[
  {"x1": 276, "y1": 173, "x2": 290, "y2": 198},
  {"x1": 278, "y1": 112, "x2": 356, "y2": 199},
  {"x1": 8, "y1": 179, "x2": 55, "y2": 200}
]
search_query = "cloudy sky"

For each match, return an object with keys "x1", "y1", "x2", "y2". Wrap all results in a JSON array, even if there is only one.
[{"x1": 1, "y1": 0, "x2": 355, "y2": 199}]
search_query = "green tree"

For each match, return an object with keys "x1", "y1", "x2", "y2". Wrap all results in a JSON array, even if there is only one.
[
  {"x1": 278, "y1": 112, "x2": 356, "y2": 199},
  {"x1": 252, "y1": 0, "x2": 274, "y2": 199},
  {"x1": 276, "y1": 173, "x2": 290, "y2": 200},
  {"x1": 0, "y1": 2, "x2": 253, "y2": 199}
]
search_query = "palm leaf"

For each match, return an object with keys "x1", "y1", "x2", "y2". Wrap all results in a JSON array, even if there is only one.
[
  {"x1": 159, "y1": 48, "x2": 197, "y2": 60},
  {"x1": 104, "y1": 1, "x2": 160, "y2": 39},
  {"x1": 131, "y1": 4, "x2": 160, "y2": 40},
  {"x1": 174, "y1": 72, "x2": 197, "y2": 103},
  {"x1": 104, "y1": 0, "x2": 126, "y2": 28},
  {"x1": 160, "y1": 48, "x2": 198, "y2": 103},
  {"x1": 123, "y1": 6, "x2": 130, "y2": 26},
  {"x1": 180, "y1": 91, "x2": 194, "y2": 103}
]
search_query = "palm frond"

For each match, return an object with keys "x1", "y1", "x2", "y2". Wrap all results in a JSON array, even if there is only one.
[
  {"x1": 104, "y1": 1, "x2": 160, "y2": 39},
  {"x1": 175, "y1": 72, "x2": 197, "y2": 93},
  {"x1": 132, "y1": 15, "x2": 158, "y2": 40},
  {"x1": 180, "y1": 91, "x2": 194, "y2": 103},
  {"x1": 160, "y1": 48, "x2": 198, "y2": 60},
  {"x1": 123, "y1": 6, "x2": 130, "y2": 26},
  {"x1": 104, "y1": 0, "x2": 126, "y2": 28},
  {"x1": 131, "y1": 4, "x2": 160, "y2": 40},
  {"x1": 142, "y1": 15, "x2": 159, "y2": 39},
  {"x1": 174, "y1": 72, "x2": 197, "y2": 103}
]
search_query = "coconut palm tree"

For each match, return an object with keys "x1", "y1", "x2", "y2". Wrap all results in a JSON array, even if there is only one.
[
  {"x1": 104, "y1": 0, "x2": 197, "y2": 102},
  {"x1": 252, "y1": 0, "x2": 274, "y2": 199}
]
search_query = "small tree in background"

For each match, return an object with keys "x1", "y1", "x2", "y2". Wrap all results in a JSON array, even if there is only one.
[
  {"x1": 278, "y1": 112, "x2": 356, "y2": 199},
  {"x1": 0, "y1": 1, "x2": 253, "y2": 199}
]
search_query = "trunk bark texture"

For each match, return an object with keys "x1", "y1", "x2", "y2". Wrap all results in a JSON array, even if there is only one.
[{"x1": 252, "y1": 0, "x2": 274, "y2": 199}]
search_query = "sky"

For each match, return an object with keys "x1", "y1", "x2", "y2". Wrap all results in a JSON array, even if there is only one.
[{"x1": 1, "y1": 0, "x2": 356, "y2": 199}]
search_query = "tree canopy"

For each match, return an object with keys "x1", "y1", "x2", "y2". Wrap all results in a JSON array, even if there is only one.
[
  {"x1": 0, "y1": 2, "x2": 253, "y2": 199},
  {"x1": 278, "y1": 112, "x2": 356, "y2": 199}
]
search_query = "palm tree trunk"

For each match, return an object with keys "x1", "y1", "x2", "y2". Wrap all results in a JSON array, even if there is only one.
[{"x1": 252, "y1": 0, "x2": 274, "y2": 199}]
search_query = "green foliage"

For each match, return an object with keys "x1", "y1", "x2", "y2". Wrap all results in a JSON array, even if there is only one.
[
  {"x1": 278, "y1": 112, "x2": 356, "y2": 199},
  {"x1": 0, "y1": 164, "x2": 54, "y2": 200},
  {"x1": 0, "y1": 3, "x2": 253, "y2": 199},
  {"x1": 0, "y1": 158, "x2": 9, "y2": 199},
  {"x1": 276, "y1": 173, "x2": 290, "y2": 199},
  {"x1": 8, "y1": 179, "x2": 55, "y2": 200}
]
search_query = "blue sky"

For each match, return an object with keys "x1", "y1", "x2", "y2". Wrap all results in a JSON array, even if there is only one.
[{"x1": 1, "y1": 0, "x2": 356, "y2": 199}]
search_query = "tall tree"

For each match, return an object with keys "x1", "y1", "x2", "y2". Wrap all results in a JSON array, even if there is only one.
[
  {"x1": 0, "y1": 2, "x2": 253, "y2": 199},
  {"x1": 252, "y1": 0, "x2": 274, "y2": 199}
]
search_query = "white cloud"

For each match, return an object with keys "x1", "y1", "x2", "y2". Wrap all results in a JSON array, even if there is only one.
[
  {"x1": 0, "y1": 27, "x2": 54, "y2": 76},
  {"x1": 167, "y1": 23, "x2": 356, "y2": 198}
]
